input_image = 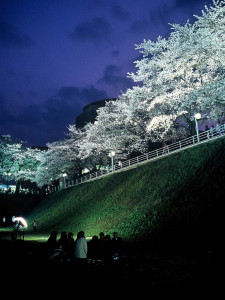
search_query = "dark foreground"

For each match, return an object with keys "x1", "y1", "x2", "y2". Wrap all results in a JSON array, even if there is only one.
[{"x1": 1, "y1": 235, "x2": 225, "y2": 298}]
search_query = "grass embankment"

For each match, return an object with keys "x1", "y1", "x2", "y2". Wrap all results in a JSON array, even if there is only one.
[{"x1": 20, "y1": 136, "x2": 225, "y2": 252}]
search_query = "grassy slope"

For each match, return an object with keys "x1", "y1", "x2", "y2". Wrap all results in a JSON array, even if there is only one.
[{"x1": 25, "y1": 136, "x2": 225, "y2": 252}]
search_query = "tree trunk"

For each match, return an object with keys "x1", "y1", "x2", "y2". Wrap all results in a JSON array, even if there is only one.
[{"x1": 15, "y1": 180, "x2": 21, "y2": 194}]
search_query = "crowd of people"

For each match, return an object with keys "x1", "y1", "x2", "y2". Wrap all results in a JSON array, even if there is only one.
[{"x1": 46, "y1": 230, "x2": 123, "y2": 264}]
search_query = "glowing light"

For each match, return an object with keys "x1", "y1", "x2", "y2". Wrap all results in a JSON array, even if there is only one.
[
  {"x1": 195, "y1": 113, "x2": 201, "y2": 120},
  {"x1": 14, "y1": 217, "x2": 28, "y2": 228},
  {"x1": 109, "y1": 151, "x2": 115, "y2": 157}
]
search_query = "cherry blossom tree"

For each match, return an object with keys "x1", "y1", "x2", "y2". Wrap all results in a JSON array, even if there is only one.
[
  {"x1": 34, "y1": 139, "x2": 73, "y2": 187},
  {"x1": 34, "y1": 125, "x2": 107, "y2": 188},
  {"x1": 0, "y1": 135, "x2": 15, "y2": 185},
  {"x1": 126, "y1": 0, "x2": 225, "y2": 141},
  {"x1": 67, "y1": 124, "x2": 108, "y2": 171},
  {"x1": 0, "y1": 135, "x2": 41, "y2": 193}
]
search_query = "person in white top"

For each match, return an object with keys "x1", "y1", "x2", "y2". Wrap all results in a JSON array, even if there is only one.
[{"x1": 75, "y1": 230, "x2": 87, "y2": 259}]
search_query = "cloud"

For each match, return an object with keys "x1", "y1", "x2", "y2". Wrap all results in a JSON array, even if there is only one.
[
  {"x1": 58, "y1": 86, "x2": 81, "y2": 100},
  {"x1": 111, "y1": 4, "x2": 131, "y2": 21},
  {"x1": 69, "y1": 17, "x2": 112, "y2": 43},
  {"x1": 78, "y1": 85, "x2": 108, "y2": 102},
  {"x1": 0, "y1": 22, "x2": 34, "y2": 47},
  {"x1": 0, "y1": 93, "x2": 12, "y2": 125},
  {"x1": 35, "y1": 85, "x2": 108, "y2": 143},
  {"x1": 58, "y1": 85, "x2": 108, "y2": 104},
  {"x1": 174, "y1": 0, "x2": 210, "y2": 8},
  {"x1": 0, "y1": 85, "x2": 108, "y2": 146},
  {"x1": 130, "y1": 19, "x2": 149, "y2": 34},
  {"x1": 15, "y1": 104, "x2": 44, "y2": 126},
  {"x1": 97, "y1": 64, "x2": 133, "y2": 90},
  {"x1": 149, "y1": 0, "x2": 213, "y2": 33},
  {"x1": 111, "y1": 50, "x2": 120, "y2": 57},
  {"x1": 149, "y1": 3, "x2": 174, "y2": 30},
  {"x1": 98, "y1": 65, "x2": 122, "y2": 85}
]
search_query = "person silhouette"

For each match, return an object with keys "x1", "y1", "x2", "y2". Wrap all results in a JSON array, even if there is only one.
[
  {"x1": 32, "y1": 220, "x2": 37, "y2": 232},
  {"x1": 75, "y1": 231, "x2": 88, "y2": 259},
  {"x1": 67, "y1": 232, "x2": 75, "y2": 260},
  {"x1": 88, "y1": 235, "x2": 99, "y2": 259},
  {"x1": 112, "y1": 232, "x2": 122, "y2": 256}
]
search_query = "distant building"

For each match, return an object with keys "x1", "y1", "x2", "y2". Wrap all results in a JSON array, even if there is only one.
[{"x1": 76, "y1": 98, "x2": 117, "y2": 128}]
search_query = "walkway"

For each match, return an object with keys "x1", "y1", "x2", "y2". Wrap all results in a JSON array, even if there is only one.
[{"x1": 51, "y1": 125, "x2": 225, "y2": 192}]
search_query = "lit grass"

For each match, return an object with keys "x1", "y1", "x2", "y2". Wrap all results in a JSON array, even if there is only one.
[
  {"x1": 0, "y1": 227, "x2": 13, "y2": 232},
  {"x1": 23, "y1": 137, "x2": 225, "y2": 243}
]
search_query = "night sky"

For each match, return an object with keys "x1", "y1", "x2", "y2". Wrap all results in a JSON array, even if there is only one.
[{"x1": 0, "y1": 0, "x2": 213, "y2": 146}]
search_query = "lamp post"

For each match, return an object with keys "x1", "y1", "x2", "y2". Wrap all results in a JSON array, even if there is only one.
[
  {"x1": 194, "y1": 113, "x2": 201, "y2": 143},
  {"x1": 108, "y1": 151, "x2": 116, "y2": 172},
  {"x1": 62, "y1": 173, "x2": 67, "y2": 188}
]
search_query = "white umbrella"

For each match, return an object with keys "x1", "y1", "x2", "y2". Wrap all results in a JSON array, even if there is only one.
[{"x1": 14, "y1": 217, "x2": 28, "y2": 228}]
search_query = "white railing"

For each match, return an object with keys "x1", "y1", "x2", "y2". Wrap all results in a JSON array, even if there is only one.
[{"x1": 50, "y1": 125, "x2": 225, "y2": 192}]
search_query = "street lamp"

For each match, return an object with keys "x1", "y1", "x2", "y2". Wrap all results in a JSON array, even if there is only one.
[
  {"x1": 62, "y1": 173, "x2": 67, "y2": 188},
  {"x1": 108, "y1": 151, "x2": 116, "y2": 172},
  {"x1": 194, "y1": 113, "x2": 201, "y2": 143}
]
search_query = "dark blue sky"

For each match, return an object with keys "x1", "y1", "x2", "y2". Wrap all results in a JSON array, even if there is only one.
[{"x1": 0, "y1": 0, "x2": 213, "y2": 146}]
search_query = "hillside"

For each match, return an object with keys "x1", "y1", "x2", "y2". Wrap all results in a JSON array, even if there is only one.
[{"x1": 23, "y1": 136, "x2": 225, "y2": 253}]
